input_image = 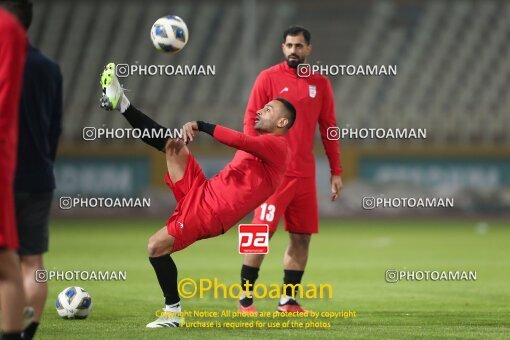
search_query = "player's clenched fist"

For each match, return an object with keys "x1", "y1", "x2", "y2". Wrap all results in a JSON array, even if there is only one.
[{"x1": 182, "y1": 121, "x2": 198, "y2": 144}]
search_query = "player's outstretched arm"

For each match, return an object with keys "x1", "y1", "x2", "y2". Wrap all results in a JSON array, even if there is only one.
[{"x1": 186, "y1": 121, "x2": 279, "y2": 164}]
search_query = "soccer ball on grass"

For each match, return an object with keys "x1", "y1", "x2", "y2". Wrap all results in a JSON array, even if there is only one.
[{"x1": 56, "y1": 286, "x2": 92, "y2": 319}]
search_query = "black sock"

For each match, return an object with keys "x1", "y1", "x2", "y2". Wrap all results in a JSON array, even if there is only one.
[
  {"x1": 1, "y1": 332, "x2": 22, "y2": 340},
  {"x1": 283, "y1": 269, "x2": 304, "y2": 299},
  {"x1": 149, "y1": 255, "x2": 180, "y2": 305},
  {"x1": 21, "y1": 322, "x2": 39, "y2": 340},
  {"x1": 122, "y1": 105, "x2": 170, "y2": 152},
  {"x1": 240, "y1": 265, "x2": 259, "y2": 307}
]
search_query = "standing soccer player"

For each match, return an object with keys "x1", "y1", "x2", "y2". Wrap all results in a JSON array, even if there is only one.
[
  {"x1": 1, "y1": 0, "x2": 63, "y2": 338},
  {"x1": 0, "y1": 6, "x2": 28, "y2": 340},
  {"x1": 239, "y1": 26, "x2": 343, "y2": 312}
]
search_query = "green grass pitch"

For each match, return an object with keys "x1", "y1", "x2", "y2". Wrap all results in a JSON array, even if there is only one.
[{"x1": 38, "y1": 219, "x2": 510, "y2": 339}]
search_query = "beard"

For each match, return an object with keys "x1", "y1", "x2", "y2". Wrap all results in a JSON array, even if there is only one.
[
  {"x1": 254, "y1": 119, "x2": 269, "y2": 133},
  {"x1": 286, "y1": 54, "x2": 303, "y2": 68}
]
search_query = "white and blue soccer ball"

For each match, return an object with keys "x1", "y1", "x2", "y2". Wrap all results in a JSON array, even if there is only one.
[
  {"x1": 150, "y1": 15, "x2": 189, "y2": 53},
  {"x1": 56, "y1": 286, "x2": 92, "y2": 319}
]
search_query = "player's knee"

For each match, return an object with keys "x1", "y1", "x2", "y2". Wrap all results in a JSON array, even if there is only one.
[
  {"x1": 147, "y1": 236, "x2": 159, "y2": 257},
  {"x1": 147, "y1": 235, "x2": 170, "y2": 257},
  {"x1": 0, "y1": 250, "x2": 21, "y2": 280},
  {"x1": 20, "y1": 255, "x2": 44, "y2": 270}
]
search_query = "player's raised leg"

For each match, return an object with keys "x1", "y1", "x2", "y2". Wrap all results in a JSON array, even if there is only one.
[
  {"x1": 164, "y1": 138, "x2": 189, "y2": 184},
  {"x1": 99, "y1": 63, "x2": 180, "y2": 154}
]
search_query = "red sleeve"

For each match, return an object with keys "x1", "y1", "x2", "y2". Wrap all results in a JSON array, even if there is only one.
[
  {"x1": 0, "y1": 10, "x2": 27, "y2": 179},
  {"x1": 0, "y1": 11, "x2": 27, "y2": 116},
  {"x1": 318, "y1": 78, "x2": 342, "y2": 176},
  {"x1": 243, "y1": 72, "x2": 270, "y2": 136},
  {"x1": 213, "y1": 125, "x2": 281, "y2": 164}
]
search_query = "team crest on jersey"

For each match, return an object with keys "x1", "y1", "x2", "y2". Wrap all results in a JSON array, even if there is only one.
[{"x1": 309, "y1": 85, "x2": 317, "y2": 98}]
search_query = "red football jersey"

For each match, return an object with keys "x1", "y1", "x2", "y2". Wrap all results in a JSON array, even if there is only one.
[
  {"x1": 205, "y1": 126, "x2": 289, "y2": 229},
  {"x1": 244, "y1": 61, "x2": 341, "y2": 177}
]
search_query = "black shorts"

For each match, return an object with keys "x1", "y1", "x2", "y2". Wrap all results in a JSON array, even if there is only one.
[{"x1": 15, "y1": 191, "x2": 53, "y2": 256}]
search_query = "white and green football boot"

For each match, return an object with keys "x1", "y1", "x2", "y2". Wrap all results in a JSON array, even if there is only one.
[
  {"x1": 100, "y1": 62, "x2": 127, "y2": 111},
  {"x1": 146, "y1": 309, "x2": 184, "y2": 328}
]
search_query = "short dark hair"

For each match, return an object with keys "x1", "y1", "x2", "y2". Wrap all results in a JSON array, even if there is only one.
[
  {"x1": 283, "y1": 25, "x2": 311, "y2": 45},
  {"x1": 0, "y1": 0, "x2": 32, "y2": 30},
  {"x1": 274, "y1": 97, "x2": 296, "y2": 130}
]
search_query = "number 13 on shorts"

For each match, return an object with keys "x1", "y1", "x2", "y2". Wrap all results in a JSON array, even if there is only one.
[{"x1": 259, "y1": 203, "x2": 276, "y2": 222}]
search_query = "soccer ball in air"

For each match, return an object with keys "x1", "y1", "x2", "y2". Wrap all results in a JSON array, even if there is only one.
[
  {"x1": 150, "y1": 15, "x2": 189, "y2": 53},
  {"x1": 56, "y1": 286, "x2": 92, "y2": 319}
]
